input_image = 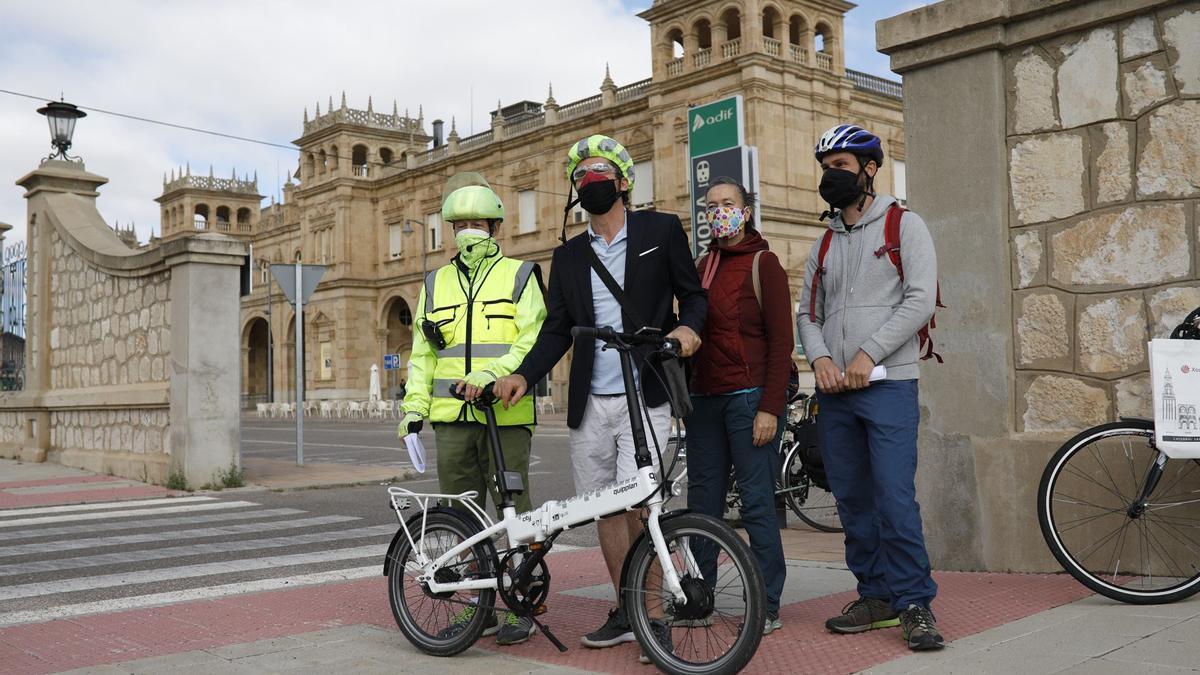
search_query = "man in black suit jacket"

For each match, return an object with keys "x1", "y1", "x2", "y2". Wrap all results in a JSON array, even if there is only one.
[{"x1": 495, "y1": 135, "x2": 706, "y2": 656}]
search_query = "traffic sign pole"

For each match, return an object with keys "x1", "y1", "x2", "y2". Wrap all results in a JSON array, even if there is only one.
[
  {"x1": 270, "y1": 262, "x2": 326, "y2": 467},
  {"x1": 295, "y1": 261, "x2": 304, "y2": 466}
]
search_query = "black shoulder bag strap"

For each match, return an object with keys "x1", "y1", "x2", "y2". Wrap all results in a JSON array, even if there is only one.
[{"x1": 580, "y1": 241, "x2": 693, "y2": 418}]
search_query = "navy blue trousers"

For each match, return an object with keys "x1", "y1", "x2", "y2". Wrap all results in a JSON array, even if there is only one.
[
  {"x1": 685, "y1": 389, "x2": 786, "y2": 615},
  {"x1": 817, "y1": 379, "x2": 937, "y2": 611}
]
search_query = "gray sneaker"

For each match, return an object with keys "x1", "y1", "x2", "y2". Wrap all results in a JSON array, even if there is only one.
[
  {"x1": 581, "y1": 607, "x2": 635, "y2": 648},
  {"x1": 435, "y1": 605, "x2": 499, "y2": 640},
  {"x1": 900, "y1": 604, "x2": 945, "y2": 651},
  {"x1": 825, "y1": 597, "x2": 899, "y2": 634},
  {"x1": 638, "y1": 619, "x2": 674, "y2": 664},
  {"x1": 496, "y1": 612, "x2": 536, "y2": 645}
]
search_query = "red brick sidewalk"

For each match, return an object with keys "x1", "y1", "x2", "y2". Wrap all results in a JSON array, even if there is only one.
[
  {"x1": 0, "y1": 474, "x2": 181, "y2": 510},
  {"x1": 0, "y1": 547, "x2": 1093, "y2": 675}
]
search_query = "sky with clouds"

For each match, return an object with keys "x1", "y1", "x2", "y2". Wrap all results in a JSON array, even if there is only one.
[{"x1": 0, "y1": 0, "x2": 931, "y2": 247}]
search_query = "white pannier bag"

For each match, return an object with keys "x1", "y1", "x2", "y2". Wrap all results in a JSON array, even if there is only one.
[{"x1": 1150, "y1": 338, "x2": 1200, "y2": 459}]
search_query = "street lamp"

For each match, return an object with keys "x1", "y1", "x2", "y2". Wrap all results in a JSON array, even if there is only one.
[
  {"x1": 36, "y1": 100, "x2": 87, "y2": 162},
  {"x1": 401, "y1": 218, "x2": 428, "y2": 281}
]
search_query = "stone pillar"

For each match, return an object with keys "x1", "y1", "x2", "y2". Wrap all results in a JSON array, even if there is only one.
[
  {"x1": 878, "y1": 0, "x2": 1198, "y2": 572},
  {"x1": 17, "y1": 161, "x2": 109, "y2": 463},
  {"x1": 164, "y1": 233, "x2": 248, "y2": 483},
  {"x1": 684, "y1": 31, "x2": 699, "y2": 71}
]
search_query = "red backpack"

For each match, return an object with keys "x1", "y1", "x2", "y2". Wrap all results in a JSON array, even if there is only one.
[{"x1": 808, "y1": 204, "x2": 944, "y2": 363}]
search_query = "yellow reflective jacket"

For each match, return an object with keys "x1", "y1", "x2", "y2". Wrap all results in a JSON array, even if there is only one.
[{"x1": 402, "y1": 250, "x2": 546, "y2": 425}]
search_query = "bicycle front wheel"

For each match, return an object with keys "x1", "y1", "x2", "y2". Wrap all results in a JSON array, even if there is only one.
[
  {"x1": 1038, "y1": 420, "x2": 1200, "y2": 604},
  {"x1": 623, "y1": 513, "x2": 765, "y2": 675},
  {"x1": 780, "y1": 443, "x2": 843, "y2": 533}
]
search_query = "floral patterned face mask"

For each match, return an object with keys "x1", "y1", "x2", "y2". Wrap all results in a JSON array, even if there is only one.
[{"x1": 706, "y1": 205, "x2": 749, "y2": 239}]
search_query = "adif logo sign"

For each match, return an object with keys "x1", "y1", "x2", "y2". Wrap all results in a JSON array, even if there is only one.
[{"x1": 692, "y1": 106, "x2": 735, "y2": 132}]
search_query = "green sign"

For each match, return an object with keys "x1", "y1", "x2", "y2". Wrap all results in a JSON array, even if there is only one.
[{"x1": 687, "y1": 95, "x2": 744, "y2": 158}]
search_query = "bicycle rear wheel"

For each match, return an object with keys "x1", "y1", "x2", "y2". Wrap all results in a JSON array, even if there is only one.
[
  {"x1": 623, "y1": 513, "x2": 765, "y2": 675},
  {"x1": 386, "y1": 510, "x2": 497, "y2": 655},
  {"x1": 780, "y1": 443, "x2": 842, "y2": 533},
  {"x1": 1038, "y1": 420, "x2": 1200, "y2": 604}
]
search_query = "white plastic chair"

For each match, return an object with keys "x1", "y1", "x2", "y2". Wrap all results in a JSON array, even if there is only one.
[
  {"x1": 256, "y1": 403, "x2": 268, "y2": 418},
  {"x1": 347, "y1": 401, "x2": 364, "y2": 419},
  {"x1": 319, "y1": 401, "x2": 334, "y2": 419}
]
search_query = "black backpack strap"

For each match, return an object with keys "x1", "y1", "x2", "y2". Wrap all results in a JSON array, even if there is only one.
[{"x1": 582, "y1": 243, "x2": 648, "y2": 331}]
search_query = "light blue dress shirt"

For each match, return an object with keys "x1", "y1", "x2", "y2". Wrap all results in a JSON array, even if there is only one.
[{"x1": 588, "y1": 219, "x2": 629, "y2": 394}]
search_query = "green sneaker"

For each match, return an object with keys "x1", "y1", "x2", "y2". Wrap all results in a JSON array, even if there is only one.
[
  {"x1": 435, "y1": 604, "x2": 499, "y2": 640},
  {"x1": 496, "y1": 611, "x2": 536, "y2": 646},
  {"x1": 825, "y1": 597, "x2": 900, "y2": 634}
]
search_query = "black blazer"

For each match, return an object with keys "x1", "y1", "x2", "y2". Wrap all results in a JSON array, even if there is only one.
[{"x1": 514, "y1": 209, "x2": 707, "y2": 429}]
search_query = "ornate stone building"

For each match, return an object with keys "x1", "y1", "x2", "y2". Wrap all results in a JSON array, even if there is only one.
[{"x1": 161, "y1": 0, "x2": 907, "y2": 406}]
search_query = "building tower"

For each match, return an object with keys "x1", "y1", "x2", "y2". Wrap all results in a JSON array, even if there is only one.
[
  {"x1": 156, "y1": 165, "x2": 264, "y2": 243},
  {"x1": 1163, "y1": 368, "x2": 1177, "y2": 421}
]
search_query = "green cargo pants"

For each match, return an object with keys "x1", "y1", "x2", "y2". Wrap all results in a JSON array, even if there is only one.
[{"x1": 432, "y1": 422, "x2": 533, "y2": 516}]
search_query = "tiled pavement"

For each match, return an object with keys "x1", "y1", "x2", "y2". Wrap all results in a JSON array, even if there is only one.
[{"x1": 2, "y1": 458, "x2": 1198, "y2": 674}]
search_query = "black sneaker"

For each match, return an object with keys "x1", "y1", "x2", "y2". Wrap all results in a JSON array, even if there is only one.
[
  {"x1": 495, "y1": 611, "x2": 536, "y2": 646},
  {"x1": 638, "y1": 619, "x2": 674, "y2": 664},
  {"x1": 581, "y1": 607, "x2": 635, "y2": 648},
  {"x1": 825, "y1": 597, "x2": 900, "y2": 634},
  {"x1": 436, "y1": 604, "x2": 499, "y2": 640},
  {"x1": 899, "y1": 604, "x2": 945, "y2": 651}
]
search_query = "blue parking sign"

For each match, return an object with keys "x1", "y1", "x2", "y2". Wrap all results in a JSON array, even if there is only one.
[{"x1": 384, "y1": 353, "x2": 401, "y2": 370}]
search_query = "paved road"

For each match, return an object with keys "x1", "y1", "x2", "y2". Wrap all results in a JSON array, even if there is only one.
[{"x1": 240, "y1": 414, "x2": 688, "y2": 550}]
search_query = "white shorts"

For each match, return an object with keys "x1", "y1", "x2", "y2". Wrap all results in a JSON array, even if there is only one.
[{"x1": 569, "y1": 395, "x2": 673, "y2": 493}]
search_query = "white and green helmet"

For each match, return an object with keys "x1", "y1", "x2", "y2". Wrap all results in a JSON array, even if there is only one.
[
  {"x1": 441, "y1": 172, "x2": 504, "y2": 222},
  {"x1": 565, "y1": 134, "x2": 635, "y2": 190}
]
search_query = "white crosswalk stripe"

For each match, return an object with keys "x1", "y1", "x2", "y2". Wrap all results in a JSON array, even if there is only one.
[{"x1": 0, "y1": 495, "x2": 397, "y2": 628}]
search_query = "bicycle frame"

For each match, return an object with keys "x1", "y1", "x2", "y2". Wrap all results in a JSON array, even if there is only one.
[{"x1": 388, "y1": 327, "x2": 692, "y2": 603}]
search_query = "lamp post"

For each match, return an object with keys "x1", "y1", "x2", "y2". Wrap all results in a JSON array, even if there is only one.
[
  {"x1": 401, "y1": 218, "x2": 428, "y2": 281},
  {"x1": 36, "y1": 100, "x2": 87, "y2": 162}
]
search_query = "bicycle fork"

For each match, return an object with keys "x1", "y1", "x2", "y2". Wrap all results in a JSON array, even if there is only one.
[
  {"x1": 646, "y1": 502, "x2": 690, "y2": 603},
  {"x1": 1129, "y1": 451, "x2": 1169, "y2": 519}
]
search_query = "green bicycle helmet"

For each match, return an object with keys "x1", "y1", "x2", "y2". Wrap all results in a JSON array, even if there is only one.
[
  {"x1": 441, "y1": 172, "x2": 504, "y2": 222},
  {"x1": 565, "y1": 135, "x2": 635, "y2": 190}
]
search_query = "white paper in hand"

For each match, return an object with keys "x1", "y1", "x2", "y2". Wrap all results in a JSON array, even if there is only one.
[
  {"x1": 404, "y1": 433, "x2": 427, "y2": 473},
  {"x1": 869, "y1": 365, "x2": 887, "y2": 382}
]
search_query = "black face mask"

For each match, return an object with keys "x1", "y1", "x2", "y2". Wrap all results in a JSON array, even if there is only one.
[
  {"x1": 578, "y1": 179, "x2": 621, "y2": 215},
  {"x1": 819, "y1": 168, "x2": 863, "y2": 210}
]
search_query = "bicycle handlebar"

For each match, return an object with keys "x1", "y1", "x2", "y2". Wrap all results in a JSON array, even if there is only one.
[
  {"x1": 447, "y1": 382, "x2": 498, "y2": 405},
  {"x1": 571, "y1": 326, "x2": 681, "y2": 356}
]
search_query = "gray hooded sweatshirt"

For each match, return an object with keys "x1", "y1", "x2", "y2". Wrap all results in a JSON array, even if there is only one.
[{"x1": 797, "y1": 195, "x2": 938, "y2": 381}]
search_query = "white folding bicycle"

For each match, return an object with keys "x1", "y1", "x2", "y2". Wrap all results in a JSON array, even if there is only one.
[{"x1": 383, "y1": 327, "x2": 765, "y2": 674}]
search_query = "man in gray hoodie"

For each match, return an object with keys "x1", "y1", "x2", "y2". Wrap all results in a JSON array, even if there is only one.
[{"x1": 797, "y1": 124, "x2": 944, "y2": 651}]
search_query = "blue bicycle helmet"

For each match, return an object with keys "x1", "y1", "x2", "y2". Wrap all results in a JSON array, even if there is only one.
[{"x1": 814, "y1": 124, "x2": 884, "y2": 166}]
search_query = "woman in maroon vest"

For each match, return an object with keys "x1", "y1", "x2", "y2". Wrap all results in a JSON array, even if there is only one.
[{"x1": 688, "y1": 177, "x2": 794, "y2": 635}]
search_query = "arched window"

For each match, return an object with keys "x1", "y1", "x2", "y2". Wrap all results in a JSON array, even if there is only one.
[
  {"x1": 763, "y1": 6, "x2": 782, "y2": 39},
  {"x1": 379, "y1": 147, "x2": 394, "y2": 165},
  {"x1": 815, "y1": 22, "x2": 832, "y2": 52},
  {"x1": 695, "y1": 19, "x2": 712, "y2": 50},
  {"x1": 237, "y1": 207, "x2": 252, "y2": 231},
  {"x1": 351, "y1": 144, "x2": 369, "y2": 177},
  {"x1": 722, "y1": 8, "x2": 742, "y2": 42},
  {"x1": 328, "y1": 145, "x2": 339, "y2": 173},
  {"x1": 668, "y1": 28, "x2": 685, "y2": 59},
  {"x1": 789, "y1": 14, "x2": 807, "y2": 45},
  {"x1": 215, "y1": 206, "x2": 231, "y2": 231},
  {"x1": 318, "y1": 149, "x2": 327, "y2": 175},
  {"x1": 305, "y1": 153, "x2": 315, "y2": 180},
  {"x1": 193, "y1": 204, "x2": 209, "y2": 230}
]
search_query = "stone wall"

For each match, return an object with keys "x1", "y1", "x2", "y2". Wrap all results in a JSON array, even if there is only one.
[
  {"x1": 878, "y1": 0, "x2": 1200, "y2": 572},
  {"x1": 1007, "y1": 9, "x2": 1200, "y2": 430},
  {"x1": 49, "y1": 229, "x2": 172, "y2": 390},
  {"x1": 0, "y1": 160, "x2": 245, "y2": 487}
]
